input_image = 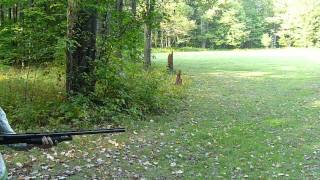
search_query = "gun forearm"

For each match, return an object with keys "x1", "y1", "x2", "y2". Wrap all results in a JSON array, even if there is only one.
[{"x1": 1, "y1": 135, "x2": 73, "y2": 145}]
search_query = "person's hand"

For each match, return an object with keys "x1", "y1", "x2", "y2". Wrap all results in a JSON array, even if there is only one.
[
  {"x1": 39, "y1": 136, "x2": 56, "y2": 149},
  {"x1": 29, "y1": 136, "x2": 57, "y2": 149}
]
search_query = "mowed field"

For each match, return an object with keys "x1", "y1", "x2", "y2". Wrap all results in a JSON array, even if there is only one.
[
  {"x1": 152, "y1": 49, "x2": 320, "y2": 178},
  {"x1": 3, "y1": 48, "x2": 320, "y2": 179}
]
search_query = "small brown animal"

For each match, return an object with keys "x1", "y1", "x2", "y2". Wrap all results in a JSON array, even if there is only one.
[
  {"x1": 175, "y1": 70, "x2": 182, "y2": 85},
  {"x1": 167, "y1": 51, "x2": 173, "y2": 73}
]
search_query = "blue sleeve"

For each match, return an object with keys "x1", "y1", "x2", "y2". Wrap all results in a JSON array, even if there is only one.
[
  {"x1": 0, "y1": 107, "x2": 29, "y2": 150},
  {"x1": 0, "y1": 155, "x2": 8, "y2": 179},
  {"x1": 0, "y1": 107, "x2": 15, "y2": 134}
]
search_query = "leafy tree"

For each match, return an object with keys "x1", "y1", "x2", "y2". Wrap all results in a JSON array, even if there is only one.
[
  {"x1": 305, "y1": 4, "x2": 320, "y2": 47},
  {"x1": 188, "y1": 0, "x2": 248, "y2": 49},
  {"x1": 0, "y1": 0, "x2": 66, "y2": 65},
  {"x1": 261, "y1": 33, "x2": 272, "y2": 48},
  {"x1": 158, "y1": 0, "x2": 196, "y2": 48},
  {"x1": 143, "y1": 0, "x2": 156, "y2": 69},
  {"x1": 66, "y1": 0, "x2": 97, "y2": 95},
  {"x1": 240, "y1": 0, "x2": 274, "y2": 48},
  {"x1": 276, "y1": 0, "x2": 320, "y2": 48}
]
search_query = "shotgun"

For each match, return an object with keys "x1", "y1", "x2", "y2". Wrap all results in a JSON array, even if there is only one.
[{"x1": 0, "y1": 128, "x2": 125, "y2": 145}]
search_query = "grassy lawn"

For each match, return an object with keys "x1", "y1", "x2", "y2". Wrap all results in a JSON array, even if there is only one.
[{"x1": 3, "y1": 48, "x2": 320, "y2": 178}]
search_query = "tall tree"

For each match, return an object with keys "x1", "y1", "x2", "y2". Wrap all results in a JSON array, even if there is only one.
[
  {"x1": 276, "y1": 0, "x2": 320, "y2": 47},
  {"x1": 66, "y1": 0, "x2": 97, "y2": 95},
  {"x1": 240, "y1": 0, "x2": 273, "y2": 48},
  {"x1": 13, "y1": 4, "x2": 17, "y2": 23},
  {"x1": 115, "y1": 0, "x2": 124, "y2": 58},
  {"x1": 144, "y1": 0, "x2": 155, "y2": 69},
  {"x1": 0, "y1": 4, "x2": 4, "y2": 26},
  {"x1": 158, "y1": 0, "x2": 196, "y2": 48},
  {"x1": 131, "y1": 0, "x2": 137, "y2": 16}
]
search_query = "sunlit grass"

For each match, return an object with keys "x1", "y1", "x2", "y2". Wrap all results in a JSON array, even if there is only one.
[
  {"x1": 309, "y1": 100, "x2": 320, "y2": 108},
  {"x1": 151, "y1": 48, "x2": 320, "y2": 178}
]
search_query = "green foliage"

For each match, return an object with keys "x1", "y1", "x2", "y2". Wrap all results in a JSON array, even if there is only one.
[
  {"x1": 276, "y1": 0, "x2": 320, "y2": 48},
  {"x1": 0, "y1": 1, "x2": 67, "y2": 65},
  {"x1": 261, "y1": 33, "x2": 272, "y2": 48},
  {"x1": 164, "y1": 0, "x2": 266, "y2": 49},
  {"x1": 212, "y1": 1, "x2": 249, "y2": 48},
  {"x1": 306, "y1": 5, "x2": 320, "y2": 48},
  {"x1": 0, "y1": 62, "x2": 186, "y2": 129},
  {"x1": 153, "y1": 0, "x2": 319, "y2": 49},
  {"x1": 94, "y1": 55, "x2": 186, "y2": 119},
  {"x1": 0, "y1": 65, "x2": 66, "y2": 129},
  {"x1": 158, "y1": 0, "x2": 196, "y2": 47},
  {"x1": 240, "y1": 0, "x2": 274, "y2": 48},
  {"x1": 0, "y1": 0, "x2": 188, "y2": 130}
]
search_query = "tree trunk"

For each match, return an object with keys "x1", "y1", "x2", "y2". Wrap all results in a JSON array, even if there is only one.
[
  {"x1": 13, "y1": 4, "x2": 17, "y2": 23},
  {"x1": 144, "y1": 23, "x2": 152, "y2": 69},
  {"x1": 153, "y1": 31, "x2": 158, "y2": 48},
  {"x1": 0, "y1": 4, "x2": 4, "y2": 26},
  {"x1": 176, "y1": 36, "x2": 179, "y2": 47},
  {"x1": 166, "y1": 37, "x2": 168, "y2": 48},
  {"x1": 201, "y1": 40, "x2": 207, "y2": 48},
  {"x1": 102, "y1": 7, "x2": 111, "y2": 36},
  {"x1": 201, "y1": 18, "x2": 206, "y2": 48},
  {"x1": 116, "y1": 0, "x2": 124, "y2": 11},
  {"x1": 144, "y1": 0, "x2": 155, "y2": 69},
  {"x1": 19, "y1": 2, "x2": 24, "y2": 20},
  {"x1": 160, "y1": 31, "x2": 164, "y2": 48},
  {"x1": 66, "y1": 0, "x2": 97, "y2": 95},
  {"x1": 8, "y1": 8, "x2": 12, "y2": 21},
  {"x1": 29, "y1": 0, "x2": 33, "y2": 7},
  {"x1": 131, "y1": 0, "x2": 137, "y2": 16},
  {"x1": 115, "y1": 0, "x2": 124, "y2": 59}
]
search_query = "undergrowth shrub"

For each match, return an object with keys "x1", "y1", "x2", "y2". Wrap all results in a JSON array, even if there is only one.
[
  {"x1": 0, "y1": 65, "x2": 66, "y2": 130},
  {"x1": 0, "y1": 62, "x2": 187, "y2": 130},
  {"x1": 92, "y1": 60, "x2": 187, "y2": 124}
]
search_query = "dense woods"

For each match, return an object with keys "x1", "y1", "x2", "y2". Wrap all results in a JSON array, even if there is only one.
[
  {"x1": 156, "y1": 0, "x2": 320, "y2": 49},
  {"x1": 0, "y1": 0, "x2": 319, "y2": 66}
]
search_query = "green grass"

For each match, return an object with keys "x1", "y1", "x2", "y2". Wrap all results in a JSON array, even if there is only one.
[{"x1": 3, "y1": 48, "x2": 320, "y2": 178}]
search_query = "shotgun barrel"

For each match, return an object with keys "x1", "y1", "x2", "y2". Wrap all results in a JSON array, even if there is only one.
[{"x1": 0, "y1": 128, "x2": 125, "y2": 145}]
